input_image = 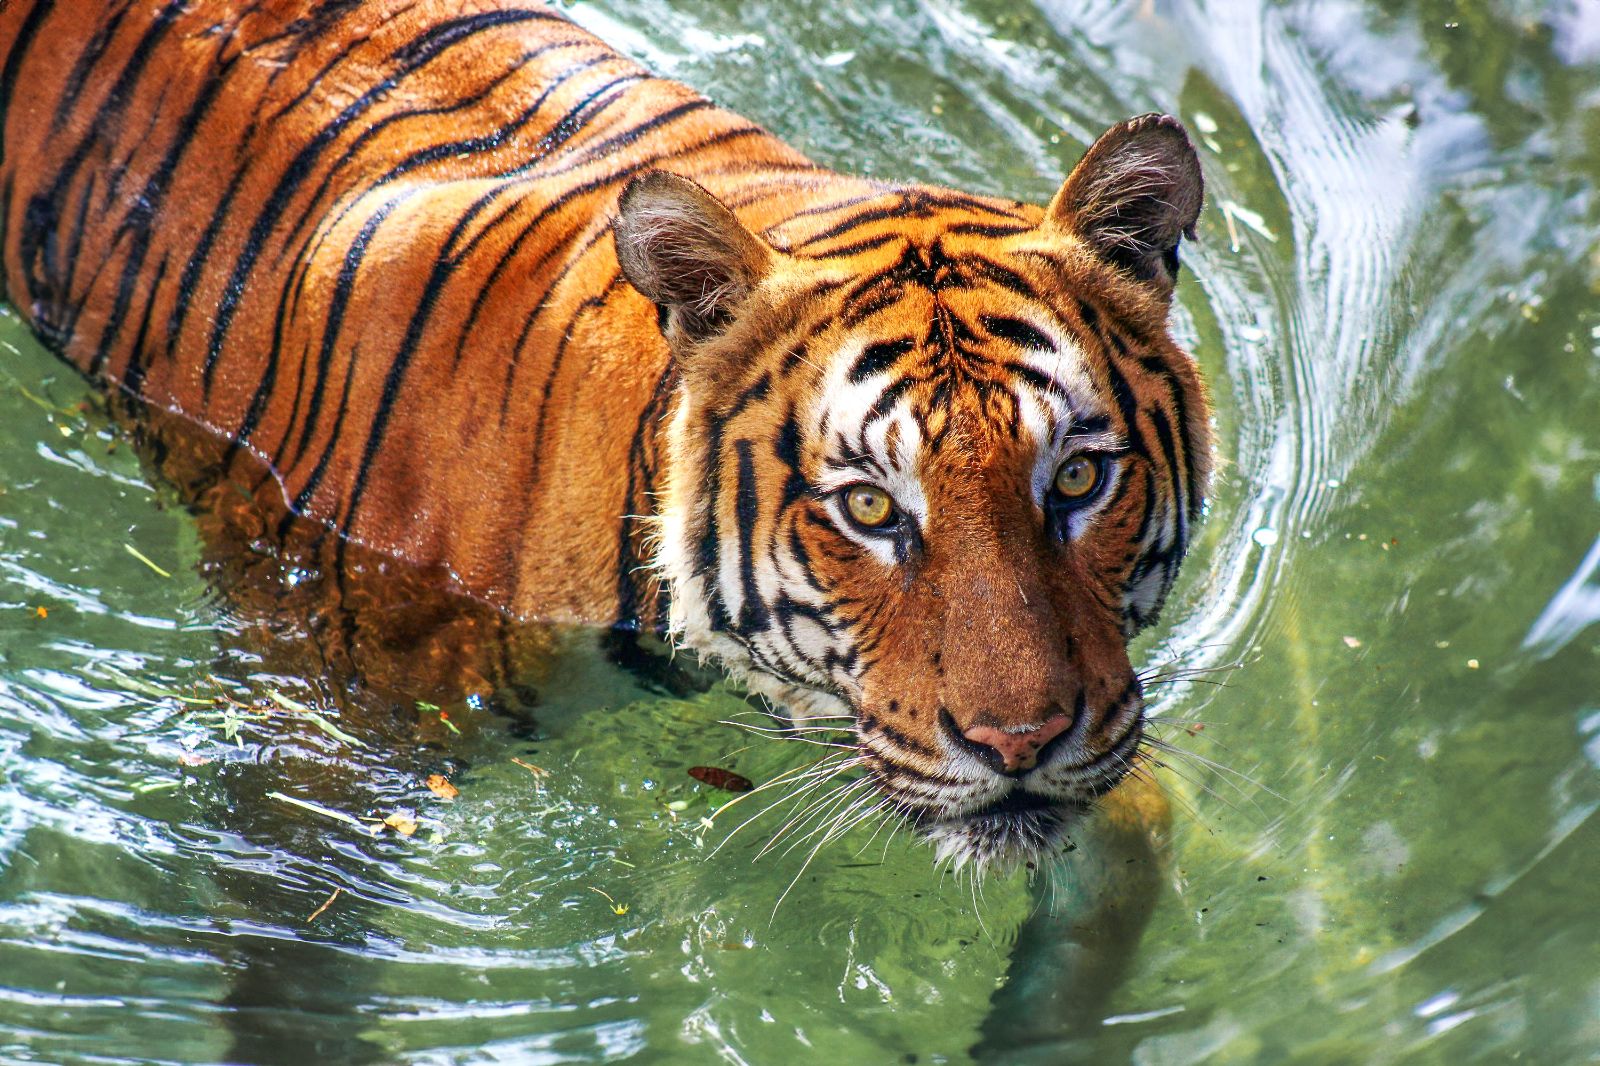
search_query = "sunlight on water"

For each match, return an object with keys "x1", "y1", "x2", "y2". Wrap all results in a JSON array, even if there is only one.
[{"x1": 1, "y1": 0, "x2": 1598, "y2": 1062}]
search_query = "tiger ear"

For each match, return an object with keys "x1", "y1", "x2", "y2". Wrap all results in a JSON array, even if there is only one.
[
  {"x1": 1045, "y1": 113, "x2": 1203, "y2": 294},
  {"x1": 614, "y1": 171, "x2": 775, "y2": 346}
]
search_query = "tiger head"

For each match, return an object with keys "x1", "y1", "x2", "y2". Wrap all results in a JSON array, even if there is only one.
[{"x1": 617, "y1": 115, "x2": 1210, "y2": 871}]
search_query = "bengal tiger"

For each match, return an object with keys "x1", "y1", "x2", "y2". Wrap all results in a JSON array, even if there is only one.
[{"x1": 0, "y1": 0, "x2": 1209, "y2": 873}]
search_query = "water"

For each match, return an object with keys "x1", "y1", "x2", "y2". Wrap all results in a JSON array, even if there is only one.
[{"x1": 2, "y1": 0, "x2": 1598, "y2": 1061}]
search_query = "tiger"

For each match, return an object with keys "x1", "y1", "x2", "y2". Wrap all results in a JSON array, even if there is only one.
[{"x1": 0, "y1": 0, "x2": 1209, "y2": 872}]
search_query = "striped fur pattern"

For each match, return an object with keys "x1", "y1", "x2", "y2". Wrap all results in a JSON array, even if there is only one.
[{"x1": 0, "y1": 0, "x2": 1210, "y2": 870}]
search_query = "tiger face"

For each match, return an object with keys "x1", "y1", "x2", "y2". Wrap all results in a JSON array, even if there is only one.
[{"x1": 618, "y1": 115, "x2": 1209, "y2": 870}]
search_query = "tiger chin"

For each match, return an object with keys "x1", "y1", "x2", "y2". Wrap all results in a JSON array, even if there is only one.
[{"x1": 2, "y1": 1, "x2": 1210, "y2": 876}]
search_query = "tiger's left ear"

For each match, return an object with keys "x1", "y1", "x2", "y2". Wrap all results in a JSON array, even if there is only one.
[
  {"x1": 1045, "y1": 113, "x2": 1203, "y2": 295},
  {"x1": 614, "y1": 171, "x2": 775, "y2": 347}
]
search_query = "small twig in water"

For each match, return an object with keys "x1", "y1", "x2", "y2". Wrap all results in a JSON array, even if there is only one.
[{"x1": 305, "y1": 887, "x2": 343, "y2": 924}]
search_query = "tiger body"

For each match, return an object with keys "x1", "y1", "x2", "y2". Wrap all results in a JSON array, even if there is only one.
[{"x1": 1, "y1": 0, "x2": 1210, "y2": 868}]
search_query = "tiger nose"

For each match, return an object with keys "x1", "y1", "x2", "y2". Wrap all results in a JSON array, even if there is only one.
[{"x1": 959, "y1": 713, "x2": 1074, "y2": 775}]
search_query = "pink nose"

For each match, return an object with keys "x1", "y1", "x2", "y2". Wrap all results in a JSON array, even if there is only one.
[{"x1": 962, "y1": 713, "x2": 1074, "y2": 774}]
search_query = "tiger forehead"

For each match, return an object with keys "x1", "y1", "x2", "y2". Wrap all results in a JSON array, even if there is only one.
[{"x1": 807, "y1": 310, "x2": 1108, "y2": 473}]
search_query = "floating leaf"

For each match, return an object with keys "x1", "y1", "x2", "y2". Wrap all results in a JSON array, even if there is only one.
[{"x1": 425, "y1": 774, "x2": 459, "y2": 800}]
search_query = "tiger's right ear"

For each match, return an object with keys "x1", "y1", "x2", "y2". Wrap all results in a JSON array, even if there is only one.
[{"x1": 614, "y1": 171, "x2": 775, "y2": 346}]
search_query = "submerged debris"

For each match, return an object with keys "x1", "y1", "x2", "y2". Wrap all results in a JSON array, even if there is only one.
[
  {"x1": 688, "y1": 766, "x2": 753, "y2": 793},
  {"x1": 588, "y1": 886, "x2": 630, "y2": 916},
  {"x1": 268, "y1": 790, "x2": 380, "y2": 834},
  {"x1": 305, "y1": 887, "x2": 343, "y2": 924},
  {"x1": 123, "y1": 543, "x2": 173, "y2": 578}
]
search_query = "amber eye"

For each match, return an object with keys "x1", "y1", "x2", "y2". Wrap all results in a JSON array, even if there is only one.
[
  {"x1": 1053, "y1": 456, "x2": 1101, "y2": 500},
  {"x1": 842, "y1": 485, "x2": 896, "y2": 529}
]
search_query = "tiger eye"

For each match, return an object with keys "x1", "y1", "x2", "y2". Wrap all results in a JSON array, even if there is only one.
[
  {"x1": 844, "y1": 485, "x2": 895, "y2": 528},
  {"x1": 1054, "y1": 456, "x2": 1100, "y2": 499}
]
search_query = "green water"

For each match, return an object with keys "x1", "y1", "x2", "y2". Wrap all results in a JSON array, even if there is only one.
[{"x1": 3, "y1": 0, "x2": 1598, "y2": 1062}]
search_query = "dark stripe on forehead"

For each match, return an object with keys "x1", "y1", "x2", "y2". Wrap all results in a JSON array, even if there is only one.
[
  {"x1": 981, "y1": 315, "x2": 1055, "y2": 352},
  {"x1": 963, "y1": 254, "x2": 1044, "y2": 302},
  {"x1": 863, "y1": 374, "x2": 917, "y2": 427},
  {"x1": 801, "y1": 232, "x2": 901, "y2": 259},
  {"x1": 849, "y1": 338, "x2": 914, "y2": 382},
  {"x1": 1008, "y1": 362, "x2": 1056, "y2": 395}
]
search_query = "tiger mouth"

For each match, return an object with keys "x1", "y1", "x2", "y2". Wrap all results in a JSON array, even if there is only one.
[
  {"x1": 967, "y1": 789, "x2": 1058, "y2": 820},
  {"x1": 905, "y1": 724, "x2": 1143, "y2": 869},
  {"x1": 918, "y1": 798, "x2": 1078, "y2": 871}
]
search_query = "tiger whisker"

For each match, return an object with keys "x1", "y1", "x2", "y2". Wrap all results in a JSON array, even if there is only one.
[
  {"x1": 748, "y1": 772, "x2": 867, "y2": 858},
  {"x1": 718, "y1": 718, "x2": 854, "y2": 739},
  {"x1": 853, "y1": 798, "x2": 899, "y2": 858},
  {"x1": 769, "y1": 783, "x2": 882, "y2": 921},
  {"x1": 1142, "y1": 734, "x2": 1283, "y2": 801},
  {"x1": 1135, "y1": 749, "x2": 1254, "y2": 818},
  {"x1": 1124, "y1": 757, "x2": 1209, "y2": 828},
  {"x1": 773, "y1": 783, "x2": 878, "y2": 860},
  {"x1": 758, "y1": 777, "x2": 871, "y2": 860},
  {"x1": 707, "y1": 754, "x2": 862, "y2": 854}
]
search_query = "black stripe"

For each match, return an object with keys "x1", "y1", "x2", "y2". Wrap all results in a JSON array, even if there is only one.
[
  {"x1": 849, "y1": 338, "x2": 913, "y2": 382},
  {"x1": 282, "y1": 189, "x2": 414, "y2": 469},
  {"x1": 692, "y1": 372, "x2": 774, "y2": 632},
  {"x1": 945, "y1": 221, "x2": 1031, "y2": 239},
  {"x1": 499, "y1": 122, "x2": 770, "y2": 441},
  {"x1": 120, "y1": 253, "x2": 169, "y2": 397},
  {"x1": 1008, "y1": 363, "x2": 1056, "y2": 394},
  {"x1": 447, "y1": 75, "x2": 676, "y2": 372},
  {"x1": 285, "y1": 41, "x2": 609, "y2": 262},
  {"x1": 799, "y1": 232, "x2": 901, "y2": 260},
  {"x1": 614, "y1": 359, "x2": 677, "y2": 628},
  {"x1": 53, "y1": 2, "x2": 130, "y2": 131},
  {"x1": 733, "y1": 440, "x2": 769, "y2": 636},
  {"x1": 1140, "y1": 354, "x2": 1204, "y2": 526},
  {"x1": 773, "y1": 408, "x2": 811, "y2": 510},
  {"x1": 338, "y1": 182, "x2": 513, "y2": 535},
  {"x1": 863, "y1": 374, "x2": 916, "y2": 426},
  {"x1": 980, "y1": 315, "x2": 1054, "y2": 352},
  {"x1": 0, "y1": 0, "x2": 57, "y2": 167},
  {"x1": 1145, "y1": 404, "x2": 1187, "y2": 551},
  {"x1": 280, "y1": 335, "x2": 365, "y2": 539},
  {"x1": 104, "y1": 44, "x2": 239, "y2": 383},
  {"x1": 17, "y1": 0, "x2": 185, "y2": 331}
]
